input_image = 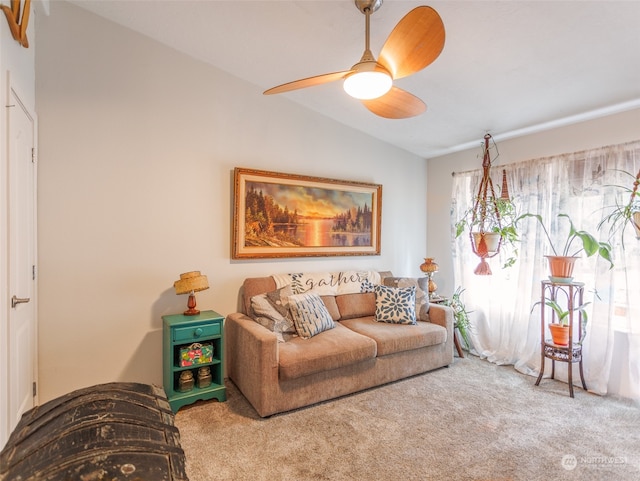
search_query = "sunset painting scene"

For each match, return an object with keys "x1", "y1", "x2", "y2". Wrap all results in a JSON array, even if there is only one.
[{"x1": 244, "y1": 181, "x2": 374, "y2": 248}]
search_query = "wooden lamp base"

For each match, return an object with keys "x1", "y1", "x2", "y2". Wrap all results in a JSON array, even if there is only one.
[{"x1": 183, "y1": 293, "x2": 200, "y2": 316}]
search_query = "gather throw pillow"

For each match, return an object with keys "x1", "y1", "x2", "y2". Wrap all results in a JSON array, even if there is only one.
[
  {"x1": 374, "y1": 284, "x2": 417, "y2": 325},
  {"x1": 250, "y1": 284, "x2": 297, "y2": 342},
  {"x1": 288, "y1": 292, "x2": 336, "y2": 339},
  {"x1": 383, "y1": 277, "x2": 429, "y2": 320}
]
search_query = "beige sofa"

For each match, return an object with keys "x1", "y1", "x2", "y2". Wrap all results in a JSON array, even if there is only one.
[{"x1": 225, "y1": 272, "x2": 454, "y2": 417}]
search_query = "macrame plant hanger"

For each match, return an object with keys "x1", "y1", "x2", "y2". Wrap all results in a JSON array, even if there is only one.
[{"x1": 469, "y1": 133, "x2": 509, "y2": 275}]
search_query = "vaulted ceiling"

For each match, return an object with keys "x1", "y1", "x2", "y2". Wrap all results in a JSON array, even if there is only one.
[{"x1": 67, "y1": 0, "x2": 640, "y2": 158}]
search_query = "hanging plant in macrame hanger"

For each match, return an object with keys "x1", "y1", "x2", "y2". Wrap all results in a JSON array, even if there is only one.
[
  {"x1": 468, "y1": 134, "x2": 511, "y2": 275},
  {"x1": 454, "y1": 134, "x2": 518, "y2": 274}
]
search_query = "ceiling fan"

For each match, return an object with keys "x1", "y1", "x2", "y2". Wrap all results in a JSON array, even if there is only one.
[{"x1": 263, "y1": 0, "x2": 445, "y2": 119}]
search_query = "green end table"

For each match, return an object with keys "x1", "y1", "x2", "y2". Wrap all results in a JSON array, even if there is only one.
[{"x1": 162, "y1": 310, "x2": 226, "y2": 412}]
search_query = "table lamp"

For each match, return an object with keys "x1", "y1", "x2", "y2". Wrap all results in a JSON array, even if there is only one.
[
  {"x1": 419, "y1": 257, "x2": 439, "y2": 299},
  {"x1": 174, "y1": 271, "x2": 209, "y2": 316}
]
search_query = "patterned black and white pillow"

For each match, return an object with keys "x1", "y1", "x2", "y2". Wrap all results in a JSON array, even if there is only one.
[
  {"x1": 288, "y1": 292, "x2": 335, "y2": 339},
  {"x1": 383, "y1": 277, "x2": 429, "y2": 320},
  {"x1": 360, "y1": 278, "x2": 376, "y2": 293},
  {"x1": 374, "y1": 284, "x2": 417, "y2": 325}
]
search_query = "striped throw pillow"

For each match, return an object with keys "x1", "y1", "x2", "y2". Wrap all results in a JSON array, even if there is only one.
[{"x1": 288, "y1": 292, "x2": 335, "y2": 339}]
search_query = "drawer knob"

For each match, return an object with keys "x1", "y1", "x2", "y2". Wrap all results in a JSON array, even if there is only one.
[{"x1": 194, "y1": 327, "x2": 203, "y2": 337}]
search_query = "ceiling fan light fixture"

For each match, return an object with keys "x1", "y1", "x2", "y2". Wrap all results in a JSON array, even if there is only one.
[
  {"x1": 343, "y1": 70, "x2": 392, "y2": 100},
  {"x1": 264, "y1": 4, "x2": 445, "y2": 118}
]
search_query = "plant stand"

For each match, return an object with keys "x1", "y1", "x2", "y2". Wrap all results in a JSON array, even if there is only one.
[{"x1": 535, "y1": 280, "x2": 587, "y2": 398}]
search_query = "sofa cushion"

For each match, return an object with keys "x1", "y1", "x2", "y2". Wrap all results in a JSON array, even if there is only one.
[
  {"x1": 383, "y1": 277, "x2": 430, "y2": 320},
  {"x1": 374, "y1": 285, "x2": 417, "y2": 325},
  {"x1": 250, "y1": 284, "x2": 297, "y2": 343},
  {"x1": 340, "y1": 317, "x2": 447, "y2": 356},
  {"x1": 288, "y1": 293, "x2": 336, "y2": 339},
  {"x1": 278, "y1": 323, "x2": 377, "y2": 381},
  {"x1": 335, "y1": 292, "x2": 376, "y2": 320},
  {"x1": 320, "y1": 295, "x2": 341, "y2": 321}
]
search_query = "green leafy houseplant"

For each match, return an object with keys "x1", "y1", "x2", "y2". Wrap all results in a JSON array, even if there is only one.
[
  {"x1": 442, "y1": 287, "x2": 472, "y2": 350},
  {"x1": 516, "y1": 213, "x2": 614, "y2": 269},
  {"x1": 598, "y1": 169, "x2": 640, "y2": 244},
  {"x1": 455, "y1": 196, "x2": 520, "y2": 269},
  {"x1": 532, "y1": 297, "x2": 590, "y2": 345},
  {"x1": 539, "y1": 298, "x2": 590, "y2": 327}
]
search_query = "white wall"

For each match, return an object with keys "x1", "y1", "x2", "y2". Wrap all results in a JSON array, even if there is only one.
[
  {"x1": 427, "y1": 107, "x2": 640, "y2": 296},
  {"x1": 35, "y1": 1, "x2": 427, "y2": 402}
]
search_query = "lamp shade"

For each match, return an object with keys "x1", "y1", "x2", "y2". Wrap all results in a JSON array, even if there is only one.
[{"x1": 174, "y1": 271, "x2": 209, "y2": 295}]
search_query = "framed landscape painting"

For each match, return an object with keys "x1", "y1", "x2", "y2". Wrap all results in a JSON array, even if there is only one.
[{"x1": 232, "y1": 168, "x2": 382, "y2": 259}]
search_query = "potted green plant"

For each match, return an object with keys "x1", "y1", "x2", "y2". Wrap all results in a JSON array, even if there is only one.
[
  {"x1": 455, "y1": 196, "x2": 520, "y2": 269},
  {"x1": 598, "y1": 169, "x2": 640, "y2": 244},
  {"x1": 532, "y1": 297, "x2": 590, "y2": 346},
  {"x1": 516, "y1": 213, "x2": 613, "y2": 281},
  {"x1": 442, "y1": 286, "x2": 472, "y2": 351},
  {"x1": 454, "y1": 135, "x2": 519, "y2": 274}
]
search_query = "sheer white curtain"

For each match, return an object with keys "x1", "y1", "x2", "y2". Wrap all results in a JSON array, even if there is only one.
[{"x1": 451, "y1": 140, "x2": 640, "y2": 400}]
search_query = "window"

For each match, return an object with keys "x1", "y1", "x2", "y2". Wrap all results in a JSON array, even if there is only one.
[{"x1": 451, "y1": 140, "x2": 640, "y2": 399}]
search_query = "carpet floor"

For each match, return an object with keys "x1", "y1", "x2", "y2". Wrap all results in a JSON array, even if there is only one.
[{"x1": 174, "y1": 354, "x2": 639, "y2": 481}]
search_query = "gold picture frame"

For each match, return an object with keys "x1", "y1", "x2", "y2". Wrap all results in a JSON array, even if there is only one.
[{"x1": 232, "y1": 168, "x2": 382, "y2": 259}]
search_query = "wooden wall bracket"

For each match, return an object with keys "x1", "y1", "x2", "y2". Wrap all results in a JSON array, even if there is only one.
[{"x1": 1, "y1": 0, "x2": 30, "y2": 48}]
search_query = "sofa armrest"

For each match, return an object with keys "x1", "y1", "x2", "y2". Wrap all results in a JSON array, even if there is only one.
[
  {"x1": 225, "y1": 312, "x2": 279, "y2": 416},
  {"x1": 427, "y1": 303, "x2": 454, "y2": 345},
  {"x1": 427, "y1": 303, "x2": 453, "y2": 328}
]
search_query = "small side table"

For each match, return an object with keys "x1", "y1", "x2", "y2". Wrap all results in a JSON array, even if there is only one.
[
  {"x1": 162, "y1": 310, "x2": 227, "y2": 412},
  {"x1": 430, "y1": 296, "x2": 464, "y2": 358},
  {"x1": 535, "y1": 280, "x2": 587, "y2": 398}
]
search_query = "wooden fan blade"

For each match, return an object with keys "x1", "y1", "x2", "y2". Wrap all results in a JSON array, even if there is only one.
[
  {"x1": 378, "y1": 6, "x2": 445, "y2": 80},
  {"x1": 361, "y1": 86, "x2": 426, "y2": 119},
  {"x1": 264, "y1": 70, "x2": 352, "y2": 95}
]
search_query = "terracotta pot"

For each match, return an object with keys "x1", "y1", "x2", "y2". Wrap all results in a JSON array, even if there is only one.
[
  {"x1": 549, "y1": 323, "x2": 569, "y2": 346},
  {"x1": 545, "y1": 255, "x2": 578, "y2": 282},
  {"x1": 472, "y1": 232, "x2": 501, "y2": 254}
]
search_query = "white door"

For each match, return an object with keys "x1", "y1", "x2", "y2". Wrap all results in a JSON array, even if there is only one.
[{"x1": 7, "y1": 85, "x2": 37, "y2": 432}]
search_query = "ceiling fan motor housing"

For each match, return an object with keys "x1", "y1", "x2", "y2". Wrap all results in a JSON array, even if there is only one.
[{"x1": 355, "y1": 0, "x2": 383, "y2": 14}]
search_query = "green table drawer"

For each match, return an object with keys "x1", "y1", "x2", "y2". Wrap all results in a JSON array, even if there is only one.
[{"x1": 173, "y1": 322, "x2": 220, "y2": 342}]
